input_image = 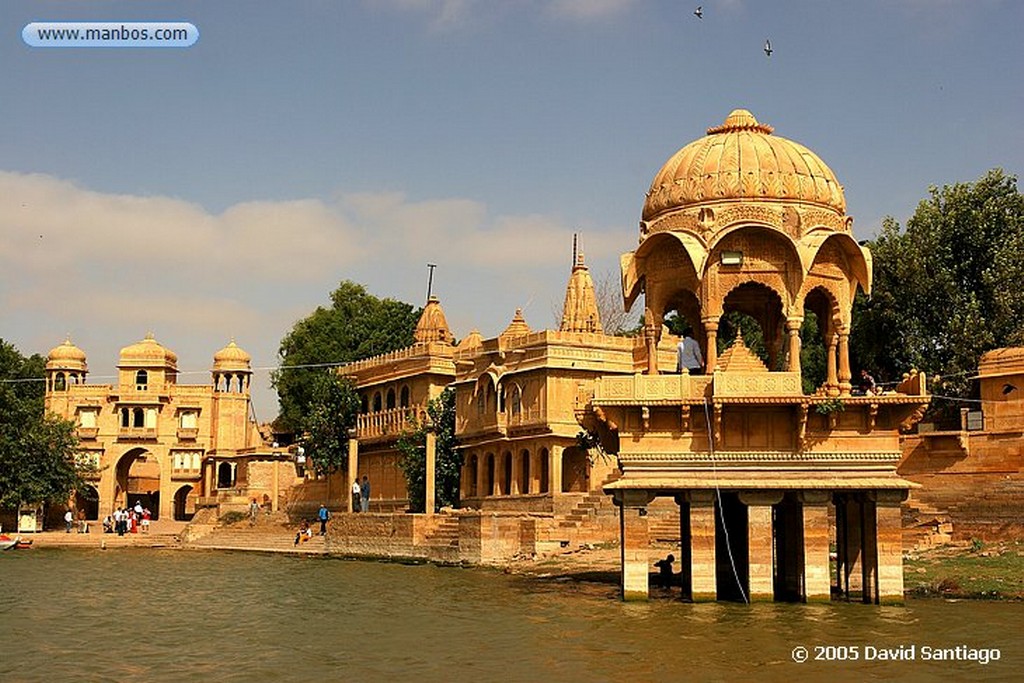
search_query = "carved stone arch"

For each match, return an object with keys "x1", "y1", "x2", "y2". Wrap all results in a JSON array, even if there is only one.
[
  {"x1": 800, "y1": 230, "x2": 871, "y2": 296},
  {"x1": 705, "y1": 224, "x2": 803, "y2": 317},
  {"x1": 622, "y1": 231, "x2": 707, "y2": 312},
  {"x1": 801, "y1": 283, "x2": 844, "y2": 340}
]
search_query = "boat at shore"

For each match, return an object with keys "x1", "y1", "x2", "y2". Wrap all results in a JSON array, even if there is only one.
[{"x1": 0, "y1": 534, "x2": 32, "y2": 550}]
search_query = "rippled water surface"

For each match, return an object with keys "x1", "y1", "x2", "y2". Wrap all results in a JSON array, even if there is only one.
[{"x1": 1, "y1": 549, "x2": 1020, "y2": 682}]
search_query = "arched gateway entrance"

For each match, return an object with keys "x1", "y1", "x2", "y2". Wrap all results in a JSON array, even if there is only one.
[{"x1": 115, "y1": 448, "x2": 161, "y2": 519}]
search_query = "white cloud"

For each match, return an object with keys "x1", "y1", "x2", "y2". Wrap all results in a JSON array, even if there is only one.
[
  {"x1": 0, "y1": 170, "x2": 625, "y2": 417},
  {"x1": 545, "y1": 0, "x2": 638, "y2": 20}
]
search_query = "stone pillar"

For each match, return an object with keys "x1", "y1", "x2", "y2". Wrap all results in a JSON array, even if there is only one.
[
  {"x1": 158, "y1": 455, "x2": 173, "y2": 521},
  {"x1": 271, "y1": 460, "x2": 280, "y2": 513},
  {"x1": 347, "y1": 429, "x2": 359, "y2": 513},
  {"x1": 838, "y1": 495, "x2": 864, "y2": 599},
  {"x1": 550, "y1": 445, "x2": 563, "y2": 495},
  {"x1": 799, "y1": 491, "x2": 832, "y2": 602},
  {"x1": 675, "y1": 496, "x2": 691, "y2": 599},
  {"x1": 618, "y1": 490, "x2": 654, "y2": 601},
  {"x1": 740, "y1": 491, "x2": 784, "y2": 601},
  {"x1": 643, "y1": 307, "x2": 659, "y2": 376},
  {"x1": 703, "y1": 318, "x2": 719, "y2": 374},
  {"x1": 826, "y1": 333, "x2": 839, "y2": 397},
  {"x1": 530, "y1": 451, "x2": 541, "y2": 494},
  {"x1": 478, "y1": 456, "x2": 487, "y2": 499},
  {"x1": 425, "y1": 424, "x2": 437, "y2": 516},
  {"x1": 688, "y1": 491, "x2": 718, "y2": 601},
  {"x1": 785, "y1": 318, "x2": 803, "y2": 374},
  {"x1": 510, "y1": 451, "x2": 521, "y2": 496},
  {"x1": 873, "y1": 490, "x2": 907, "y2": 605},
  {"x1": 838, "y1": 327, "x2": 852, "y2": 396},
  {"x1": 861, "y1": 497, "x2": 878, "y2": 604}
]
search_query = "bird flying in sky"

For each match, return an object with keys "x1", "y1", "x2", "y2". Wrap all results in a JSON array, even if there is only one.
[
  {"x1": 764, "y1": 38, "x2": 772, "y2": 57},
  {"x1": 694, "y1": 6, "x2": 703, "y2": 20}
]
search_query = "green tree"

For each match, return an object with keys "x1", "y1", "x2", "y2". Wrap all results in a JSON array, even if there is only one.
[
  {"x1": 851, "y1": 169, "x2": 1024, "y2": 402},
  {"x1": 273, "y1": 280, "x2": 421, "y2": 432},
  {"x1": 301, "y1": 371, "x2": 361, "y2": 475},
  {"x1": 0, "y1": 339, "x2": 91, "y2": 508},
  {"x1": 397, "y1": 388, "x2": 461, "y2": 513}
]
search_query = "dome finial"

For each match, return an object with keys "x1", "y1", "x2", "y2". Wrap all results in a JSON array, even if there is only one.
[{"x1": 707, "y1": 109, "x2": 774, "y2": 135}]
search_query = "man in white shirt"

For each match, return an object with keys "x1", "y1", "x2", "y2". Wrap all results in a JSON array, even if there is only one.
[{"x1": 676, "y1": 331, "x2": 704, "y2": 374}]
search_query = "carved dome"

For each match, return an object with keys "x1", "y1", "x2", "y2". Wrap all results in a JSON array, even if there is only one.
[
  {"x1": 642, "y1": 109, "x2": 846, "y2": 224},
  {"x1": 46, "y1": 337, "x2": 87, "y2": 372},
  {"x1": 118, "y1": 333, "x2": 178, "y2": 369},
  {"x1": 213, "y1": 340, "x2": 252, "y2": 371}
]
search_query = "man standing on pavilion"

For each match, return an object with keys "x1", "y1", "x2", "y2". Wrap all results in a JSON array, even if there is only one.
[{"x1": 676, "y1": 327, "x2": 704, "y2": 375}]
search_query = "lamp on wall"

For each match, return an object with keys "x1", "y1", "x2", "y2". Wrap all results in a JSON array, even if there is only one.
[{"x1": 721, "y1": 251, "x2": 743, "y2": 266}]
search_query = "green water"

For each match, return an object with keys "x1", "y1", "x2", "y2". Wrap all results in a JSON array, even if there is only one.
[{"x1": 0, "y1": 549, "x2": 1019, "y2": 682}]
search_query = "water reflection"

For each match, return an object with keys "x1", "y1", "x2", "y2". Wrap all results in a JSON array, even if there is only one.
[{"x1": 1, "y1": 549, "x2": 1019, "y2": 682}]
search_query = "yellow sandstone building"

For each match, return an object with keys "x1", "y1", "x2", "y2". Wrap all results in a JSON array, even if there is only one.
[
  {"x1": 44, "y1": 335, "x2": 292, "y2": 521},
  {"x1": 47, "y1": 109, "x2": 934, "y2": 605}
]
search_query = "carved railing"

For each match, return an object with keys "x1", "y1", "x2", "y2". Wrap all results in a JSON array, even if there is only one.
[
  {"x1": 357, "y1": 405, "x2": 422, "y2": 439},
  {"x1": 593, "y1": 373, "x2": 714, "y2": 404},
  {"x1": 118, "y1": 427, "x2": 157, "y2": 440}
]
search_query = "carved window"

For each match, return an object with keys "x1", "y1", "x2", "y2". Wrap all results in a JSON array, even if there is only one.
[
  {"x1": 400, "y1": 385, "x2": 410, "y2": 408},
  {"x1": 135, "y1": 370, "x2": 148, "y2": 390},
  {"x1": 54, "y1": 373, "x2": 66, "y2": 391},
  {"x1": 386, "y1": 388, "x2": 396, "y2": 410},
  {"x1": 132, "y1": 407, "x2": 145, "y2": 428},
  {"x1": 372, "y1": 392, "x2": 382, "y2": 412}
]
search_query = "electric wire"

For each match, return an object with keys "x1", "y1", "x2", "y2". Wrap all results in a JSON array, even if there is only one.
[{"x1": 702, "y1": 397, "x2": 749, "y2": 605}]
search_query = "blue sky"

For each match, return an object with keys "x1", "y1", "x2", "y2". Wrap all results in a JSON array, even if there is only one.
[{"x1": 2, "y1": 0, "x2": 1021, "y2": 418}]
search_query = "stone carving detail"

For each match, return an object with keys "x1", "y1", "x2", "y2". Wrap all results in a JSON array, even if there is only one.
[
  {"x1": 714, "y1": 372, "x2": 802, "y2": 397},
  {"x1": 715, "y1": 205, "x2": 782, "y2": 230},
  {"x1": 782, "y1": 206, "x2": 802, "y2": 239},
  {"x1": 801, "y1": 208, "x2": 846, "y2": 232}
]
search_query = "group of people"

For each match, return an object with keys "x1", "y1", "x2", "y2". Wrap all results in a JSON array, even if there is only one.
[
  {"x1": 101, "y1": 502, "x2": 151, "y2": 536},
  {"x1": 351, "y1": 475, "x2": 371, "y2": 513}
]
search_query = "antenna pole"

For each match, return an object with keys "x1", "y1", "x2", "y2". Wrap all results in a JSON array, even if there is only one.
[{"x1": 426, "y1": 263, "x2": 437, "y2": 302}]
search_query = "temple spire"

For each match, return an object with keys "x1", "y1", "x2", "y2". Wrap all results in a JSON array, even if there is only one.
[{"x1": 559, "y1": 234, "x2": 602, "y2": 333}]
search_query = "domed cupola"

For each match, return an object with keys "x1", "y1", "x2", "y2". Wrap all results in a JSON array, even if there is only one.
[
  {"x1": 45, "y1": 337, "x2": 88, "y2": 391},
  {"x1": 118, "y1": 333, "x2": 178, "y2": 370},
  {"x1": 641, "y1": 109, "x2": 848, "y2": 242},
  {"x1": 212, "y1": 339, "x2": 252, "y2": 394}
]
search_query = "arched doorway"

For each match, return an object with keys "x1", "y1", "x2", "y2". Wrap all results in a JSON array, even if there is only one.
[
  {"x1": 561, "y1": 446, "x2": 589, "y2": 493},
  {"x1": 115, "y1": 448, "x2": 161, "y2": 520},
  {"x1": 217, "y1": 462, "x2": 236, "y2": 489},
  {"x1": 174, "y1": 485, "x2": 195, "y2": 521},
  {"x1": 74, "y1": 485, "x2": 100, "y2": 520}
]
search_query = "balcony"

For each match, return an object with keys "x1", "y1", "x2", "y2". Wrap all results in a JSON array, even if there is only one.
[
  {"x1": 76, "y1": 427, "x2": 99, "y2": 440},
  {"x1": 356, "y1": 406, "x2": 421, "y2": 440},
  {"x1": 118, "y1": 426, "x2": 157, "y2": 441},
  {"x1": 177, "y1": 427, "x2": 199, "y2": 441}
]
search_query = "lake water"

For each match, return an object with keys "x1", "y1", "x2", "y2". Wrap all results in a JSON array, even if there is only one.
[{"x1": 0, "y1": 549, "x2": 1020, "y2": 682}]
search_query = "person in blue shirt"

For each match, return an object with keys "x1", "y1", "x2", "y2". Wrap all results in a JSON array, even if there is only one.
[{"x1": 317, "y1": 503, "x2": 330, "y2": 535}]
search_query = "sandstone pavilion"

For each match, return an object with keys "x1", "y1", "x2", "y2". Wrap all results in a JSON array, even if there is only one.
[{"x1": 581, "y1": 109, "x2": 931, "y2": 602}]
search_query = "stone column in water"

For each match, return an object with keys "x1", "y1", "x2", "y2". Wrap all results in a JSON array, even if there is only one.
[
  {"x1": 618, "y1": 490, "x2": 653, "y2": 601},
  {"x1": 840, "y1": 494, "x2": 865, "y2": 599},
  {"x1": 873, "y1": 490, "x2": 907, "y2": 605},
  {"x1": 740, "y1": 491, "x2": 783, "y2": 601},
  {"x1": 347, "y1": 429, "x2": 359, "y2": 513},
  {"x1": 688, "y1": 491, "x2": 718, "y2": 601},
  {"x1": 799, "y1": 490, "x2": 832, "y2": 602},
  {"x1": 425, "y1": 422, "x2": 437, "y2": 516}
]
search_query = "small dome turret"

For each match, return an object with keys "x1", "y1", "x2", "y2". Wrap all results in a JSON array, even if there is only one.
[
  {"x1": 118, "y1": 333, "x2": 178, "y2": 370},
  {"x1": 213, "y1": 339, "x2": 252, "y2": 371},
  {"x1": 46, "y1": 337, "x2": 88, "y2": 372}
]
